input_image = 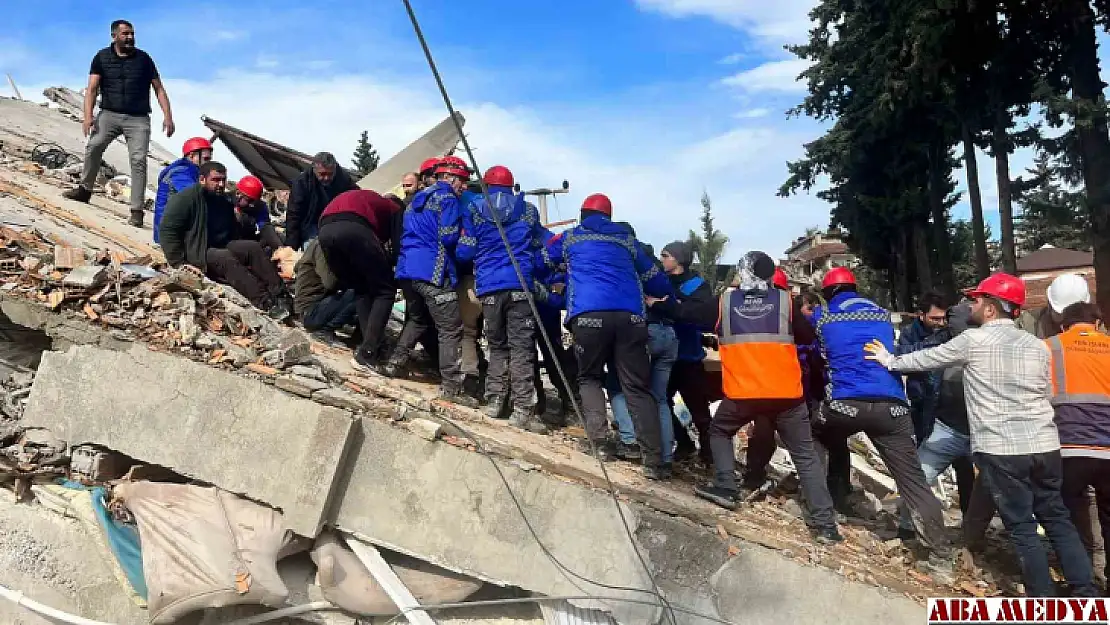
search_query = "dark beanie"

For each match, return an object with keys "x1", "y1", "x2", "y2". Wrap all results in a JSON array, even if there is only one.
[
  {"x1": 745, "y1": 251, "x2": 776, "y2": 281},
  {"x1": 662, "y1": 241, "x2": 693, "y2": 268}
]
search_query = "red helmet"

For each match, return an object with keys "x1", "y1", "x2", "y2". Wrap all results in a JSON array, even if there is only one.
[
  {"x1": 966, "y1": 273, "x2": 1026, "y2": 310},
  {"x1": 237, "y1": 175, "x2": 264, "y2": 201},
  {"x1": 483, "y1": 165, "x2": 514, "y2": 187},
  {"x1": 435, "y1": 155, "x2": 470, "y2": 178},
  {"x1": 581, "y1": 193, "x2": 613, "y2": 216},
  {"x1": 182, "y1": 137, "x2": 212, "y2": 157},
  {"x1": 821, "y1": 267, "x2": 856, "y2": 290},
  {"x1": 773, "y1": 267, "x2": 789, "y2": 290},
  {"x1": 419, "y1": 157, "x2": 442, "y2": 175}
]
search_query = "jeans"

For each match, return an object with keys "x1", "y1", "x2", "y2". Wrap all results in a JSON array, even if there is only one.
[
  {"x1": 899, "y1": 420, "x2": 973, "y2": 530},
  {"x1": 608, "y1": 323, "x2": 679, "y2": 463},
  {"x1": 80, "y1": 110, "x2": 150, "y2": 216},
  {"x1": 303, "y1": 290, "x2": 357, "y2": 331},
  {"x1": 975, "y1": 451, "x2": 1097, "y2": 597}
]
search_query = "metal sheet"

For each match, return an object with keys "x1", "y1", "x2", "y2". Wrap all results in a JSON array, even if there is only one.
[
  {"x1": 202, "y1": 116, "x2": 314, "y2": 191},
  {"x1": 540, "y1": 600, "x2": 617, "y2": 625},
  {"x1": 357, "y1": 112, "x2": 465, "y2": 193}
]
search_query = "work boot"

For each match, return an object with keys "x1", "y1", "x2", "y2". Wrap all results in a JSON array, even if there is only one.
[
  {"x1": 509, "y1": 407, "x2": 549, "y2": 434},
  {"x1": 462, "y1": 374, "x2": 483, "y2": 402},
  {"x1": 335, "y1": 324, "x2": 357, "y2": 339},
  {"x1": 63, "y1": 186, "x2": 92, "y2": 203},
  {"x1": 812, "y1": 526, "x2": 845, "y2": 545},
  {"x1": 483, "y1": 394, "x2": 508, "y2": 420},
  {"x1": 738, "y1": 478, "x2": 776, "y2": 503},
  {"x1": 694, "y1": 483, "x2": 739, "y2": 510},
  {"x1": 616, "y1": 441, "x2": 642, "y2": 462},
  {"x1": 579, "y1": 438, "x2": 618, "y2": 462},
  {"x1": 310, "y1": 329, "x2": 344, "y2": 348},
  {"x1": 128, "y1": 211, "x2": 144, "y2": 228},
  {"x1": 673, "y1": 441, "x2": 696, "y2": 463},
  {"x1": 439, "y1": 385, "x2": 479, "y2": 409},
  {"x1": 381, "y1": 358, "x2": 409, "y2": 380},
  {"x1": 643, "y1": 462, "x2": 673, "y2": 481}
]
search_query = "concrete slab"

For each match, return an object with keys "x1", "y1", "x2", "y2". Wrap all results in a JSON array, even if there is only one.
[
  {"x1": 334, "y1": 416, "x2": 661, "y2": 625},
  {"x1": 22, "y1": 343, "x2": 356, "y2": 536}
]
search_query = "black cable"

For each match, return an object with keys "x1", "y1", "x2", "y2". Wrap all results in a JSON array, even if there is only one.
[
  {"x1": 384, "y1": 594, "x2": 737, "y2": 625},
  {"x1": 398, "y1": 2, "x2": 678, "y2": 623}
]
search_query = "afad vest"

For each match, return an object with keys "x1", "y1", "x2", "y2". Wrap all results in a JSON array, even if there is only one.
[
  {"x1": 717, "y1": 288, "x2": 803, "y2": 400},
  {"x1": 1046, "y1": 324, "x2": 1110, "y2": 456}
]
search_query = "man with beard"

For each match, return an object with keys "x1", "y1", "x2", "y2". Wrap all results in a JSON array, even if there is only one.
[{"x1": 285, "y1": 152, "x2": 358, "y2": 251}]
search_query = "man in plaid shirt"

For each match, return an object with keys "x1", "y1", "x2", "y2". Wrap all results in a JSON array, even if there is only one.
[{"x1": 866, "y1": 273, "x2": 1097, "y2": 598}]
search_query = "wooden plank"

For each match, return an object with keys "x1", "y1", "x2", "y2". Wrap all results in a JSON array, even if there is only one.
[{"x1": 346, "y1": 536, "x2": 437, "y2": 625}]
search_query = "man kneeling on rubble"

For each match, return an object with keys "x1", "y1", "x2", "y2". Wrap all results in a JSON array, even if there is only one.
[{"x1": 161, "y1": 161, "x2": 293, "y2": 320}]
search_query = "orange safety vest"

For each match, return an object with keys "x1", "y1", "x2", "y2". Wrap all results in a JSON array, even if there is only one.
[
  {"x1": 717, "y1": 288, "x2": 803, "y2": 400},
  {"x1": 1046, "y1": 324, "x2": 1110, "y2": 406}
]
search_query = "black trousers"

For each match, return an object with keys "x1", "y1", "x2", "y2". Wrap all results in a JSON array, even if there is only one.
[
  {"x1": 571, "y1": 312, "x2": 661, "y2": 465},
  {"x1": 317, "y1": 220, "x2": 395, "y2": 360},
  {"x1": 482, "y1": 291, "x2": 536, "y2": 410},
  {"x1": 393, "y1": 280, "x2": 464, "y2": 389},
  {"x1": 403, "y1": 285, "x2": 439, "y2": 369},
  {"x1": 206, "y1": 239, "x2": 283, "y2": 308},
  {"x1": 535, "y1": 311, "x2": 577, "y2": 411},
  {"x1": 1061, "y1": 457, "x2": 1110, "y2": 589},
  {"x1": 667, "y1": 359, "x2": 715, "y2": 462},
  {"x1": 815, "y1": 399, "x2": 950, "y2": 554}
]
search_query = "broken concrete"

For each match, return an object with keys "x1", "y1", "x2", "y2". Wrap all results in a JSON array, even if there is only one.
[
  {"x1": 22, "y1": 343, "x2": 356, "y2": 536},
  {"x1": 276, "y1": 374, "x2": 329, "y2": 398}
]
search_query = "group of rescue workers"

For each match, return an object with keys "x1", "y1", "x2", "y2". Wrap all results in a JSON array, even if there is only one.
[{"x1": 142, "y1": 137, "x2": 1110, "y2": 598}]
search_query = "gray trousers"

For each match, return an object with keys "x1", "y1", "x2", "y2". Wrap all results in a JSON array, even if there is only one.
[
  {"x1": 80, "y1": 110, "x2": 151, "y2": 215},
  {"x1": 393, "y1": 280, "x2": 464, "y2": 389},
  {"x1": 481, "y1": 291, "x2": 536, "y2": 410}
]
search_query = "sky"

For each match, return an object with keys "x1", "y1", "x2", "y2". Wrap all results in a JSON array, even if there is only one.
[{"x1": 1, "y1": 0, "x2": 1063, "y2": 258}]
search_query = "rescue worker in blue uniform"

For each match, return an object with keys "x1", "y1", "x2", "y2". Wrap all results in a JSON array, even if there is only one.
[
  {"x1": 384, "y1": 155, "x2": 475, "y2": 407},
  {"x1": 812, "y1": 267, "x2": 953, "y2": 562},
  {"x1": 531, "y1": 224, "x2": 578, "y2": 427},
  {"x1": 153, "y1": 137, "x2": 212, "y2": 244},
  {"x1": 544, "y1": 193, "x2": 673, "y2": 479},
  {"x1": 456, "y1": 165, "x2": 547, "y2": 433}
]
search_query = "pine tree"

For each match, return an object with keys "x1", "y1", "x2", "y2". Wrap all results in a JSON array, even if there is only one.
[
  {"x1": 685, "y1": 191, "x2": 730, "y2": 293},
  {"x1": 1013, "y1": 153, "x2": 1090, "y2": 253},
  {"x1": 351, "y1": 130, "x2": 380, "y2": 178}
]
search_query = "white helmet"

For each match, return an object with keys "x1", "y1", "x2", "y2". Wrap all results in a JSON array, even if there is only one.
[{"x1": 1046, "y1": 273, "x2": 1091, "y2": 314}]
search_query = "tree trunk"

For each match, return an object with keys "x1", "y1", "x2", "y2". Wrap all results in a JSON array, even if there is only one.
[
  {"x1": 962, "y1": 124, "x2": 991, "y2": 280},
  {"x1": 928, "y1": 139, "x2": 957, "y2": 299},
  {"x1": 993, "y1": 109, "x2": 1018, "y2": 275},
  {"x1": 1063, "y1": 0, "x2": 1110, "y2": 315},
  {"x1": 893, "y1": 231, "x2": 911, "y2": 311},
  {"x1": 912, "y1": 219, "x2": 934, "y2": 297}
]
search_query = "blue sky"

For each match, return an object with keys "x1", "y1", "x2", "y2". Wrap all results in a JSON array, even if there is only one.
[{"x1": 3, "y1": 0, "x2": 1020, "y2": 257}]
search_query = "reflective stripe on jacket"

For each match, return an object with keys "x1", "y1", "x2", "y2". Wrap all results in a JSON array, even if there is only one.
[
  {"x1": 1046, "y1": 324, "x2": 1110, "y2": 458},
  {"x1": 717, "y1": 287, "x2": 802, "y2": 400}
]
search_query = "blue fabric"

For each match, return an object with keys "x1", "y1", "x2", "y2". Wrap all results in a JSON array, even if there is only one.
[
  {"x1": 896, "y1": 319, "x2": 942, "y2": 405},
  {"x1": 672, "y1": 274, "x2": 709, "y2": 362},
  {"x1": 813, "y1": 291, "x2": 907, "y2": 402},
  {"x1": 455, "y1": 186, "x2": 545, "y2": 296},
  {"x1": 61, "y1": 481, "x2": 147, "y2": 600},
  {"x1": 607, "y1": 323, "x2": 679, "y2": 462},
  {"x1": 303, "y1": 290, "x2": 357, "y2": 331},
  {"x1": 153, "y1": 158, "x2": 199, "y2": 244},
  {"x1": 395, "y1": 181, "x2": 463, "y2": 287},
  {"x1": 543, "y1": 214, "x2": 670, "y2": 321}
]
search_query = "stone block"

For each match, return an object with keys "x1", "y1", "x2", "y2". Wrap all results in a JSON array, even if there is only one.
[
  {"x1": 275, "y1": 375, "x2": 329, "y2": 398},
  {"x1": 313, "y1": 388, "x2": 374, "y2": 412},
  {"x1": 291, "y1": 365, "x2": 326, "y2": 381},
  {"x1": 62, "y1": 265, "x2": 108, "y2": 289},
  {"x1": 23, "y1": 344, "x2": 356, "y2": 536}
]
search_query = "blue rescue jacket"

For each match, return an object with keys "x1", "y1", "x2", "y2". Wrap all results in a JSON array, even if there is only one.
[
  {"x1": 673, "y1": 274, "x2": 709, "y2": 362},
  {"x1": 544, "y1": 214, "x2": 670, "y2": 321},
  {"x1": 456, "y1": 186, "x2": 544, "y2": 296},
  {"x1": 395, "y1": 181, "x2": 463, "y2": 288},
  {"x1": 153, "y1": 158, "x2": 199, "y2": 244},
  {"x1": 813, "y1": 291, "x2": 907, "y2": 403}
]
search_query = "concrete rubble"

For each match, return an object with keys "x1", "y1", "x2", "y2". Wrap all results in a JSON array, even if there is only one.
[{"x1": 0, "y1": 100, "x2": 1025, "y2": 624}]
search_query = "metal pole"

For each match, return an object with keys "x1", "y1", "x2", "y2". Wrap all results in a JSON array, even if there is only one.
[{"x1": 537, "y1": 195, "x2": 548, "y2": 224}]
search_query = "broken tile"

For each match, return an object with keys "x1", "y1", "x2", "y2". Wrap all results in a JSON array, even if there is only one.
[
  {"x1": 53, "y1": 244, "x2": 84, "y2": 270},
  {"x1": 62, "y1": 265, "x2": 108, "y2": 289}
]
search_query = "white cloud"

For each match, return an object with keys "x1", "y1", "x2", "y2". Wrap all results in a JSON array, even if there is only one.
[
  {"x1": 734, "y1": 108, "x2": 771, "y2": 119},
  {"x1": 719, "y1": 53, "x2": 745, "y2": 65},
  {"x1": 212, "y1": 30, "x2": 245, "y2": 42},
  {"x1": 720, "y1": 59, "x2": 809, "y2": 93},
  {"x1": 635, "y1": 0, "x2": 817, "y2": 42},
  {"x1": 137, "y1": 69, "x2": 828, "y2": 258}
]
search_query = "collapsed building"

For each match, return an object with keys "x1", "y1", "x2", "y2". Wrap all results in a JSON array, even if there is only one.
[{"x1": 0, "y1": 89, "x2": 1021, "y2": 625}]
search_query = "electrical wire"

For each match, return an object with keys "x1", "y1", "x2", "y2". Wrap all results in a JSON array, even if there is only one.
[
  {"x1": 384, "y1": 595, "x2": 737, "y2": 625},
  {"x1": 398, "y1": 2, "x2": 679, "y2": 623}
]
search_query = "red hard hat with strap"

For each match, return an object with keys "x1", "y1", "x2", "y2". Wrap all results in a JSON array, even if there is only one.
[
  {"x1": 182, "y1": 137, "x2": 212, "y2": 157},
  {"x1": 773, "y1": 267, "x2": 789, "y2": 290},
  {"x1": 821, "y1": 267, "x2": 856, "y2": 289},
  {"x1": 419, "y1": 157, "x2": 442, "y2": 175},
  {"x1": 581, "y1": 193, "x2": 613, "y2": 216},
  {"x1": 435, "y1": 155, "x2": 470, "y2": 178},
  {"x1": 966, "y1": 273, "x2": 1026, "y2": 309},
  {"x1": 237, "y1": 175, "x2": 264, "y2": 201},
  {"x1": 483, "y1": 165, "x2": 514, "y2": 187}
]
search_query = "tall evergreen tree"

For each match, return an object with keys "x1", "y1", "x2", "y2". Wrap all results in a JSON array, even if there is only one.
[
  {"x1": 351, "y1": 130, "x2": 380, "y2": 178},
  {"x1": 686, "y1": 192, "x2": 730, "y2": 293},
  {"x1": 1013, "y1": 153, "x2": 1090, "y2": 253}
]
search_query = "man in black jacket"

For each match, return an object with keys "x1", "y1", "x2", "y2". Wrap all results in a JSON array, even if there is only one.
[
  {"x1": 285, "y1": 152, "x2": 358, "y2": 251},
  {"x1": 160, "y1": 162, "x2": 291, "y2": 319}
]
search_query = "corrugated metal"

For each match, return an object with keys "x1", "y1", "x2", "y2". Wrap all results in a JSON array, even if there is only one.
[
  {"x1": 539, "y1": 600, "x2": 617, "y2": 625},
  {"x1": 201, "y1": 116, "x2": 314, "y2": 191},
  {"x1": 357, "y1": 112, "x2": 465, "y2": 193}
]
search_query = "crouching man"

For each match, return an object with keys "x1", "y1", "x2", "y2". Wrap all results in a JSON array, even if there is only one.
[{"x1": 161, "y1": 162, "x2": 292, "y2": 320}]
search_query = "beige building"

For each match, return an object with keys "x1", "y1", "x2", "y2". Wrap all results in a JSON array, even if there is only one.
[{"x1": 780, "y1": 228, "x2": 858, "y2": 289}]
